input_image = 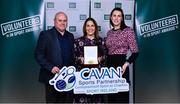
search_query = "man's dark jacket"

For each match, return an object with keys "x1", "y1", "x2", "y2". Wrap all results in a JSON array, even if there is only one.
[{"x1": 35, "y1": 27, "x2": 74, "y2": 84}]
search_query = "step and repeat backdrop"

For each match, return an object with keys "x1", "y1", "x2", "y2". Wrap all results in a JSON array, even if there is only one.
[
  {"x1": 0, "y1": 0, "x2": 179, "y2": 103},
  {"x1": 45, "y1": 0, "x2": 134, "y2": 38}
]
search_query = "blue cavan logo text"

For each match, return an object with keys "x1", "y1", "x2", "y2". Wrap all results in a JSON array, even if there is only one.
[{"x1": 80, "y1": 67, "x2": 122, "y2": 80}]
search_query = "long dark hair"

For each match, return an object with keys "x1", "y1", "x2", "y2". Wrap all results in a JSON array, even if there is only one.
[
  {"x1": 110, "y1": 7, "x2": 127, "y2": 30},
  {"x1": 83, "y1": 17, "x2": 100, "y2": 44}
]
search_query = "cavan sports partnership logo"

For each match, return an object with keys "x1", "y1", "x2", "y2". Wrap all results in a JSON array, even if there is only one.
[
  {"x1": 49, "y1": 66, "x2": 76, "y2": 92},
  {"x1": 49, "y1": 66, "x2": 129, "y2": 94}
]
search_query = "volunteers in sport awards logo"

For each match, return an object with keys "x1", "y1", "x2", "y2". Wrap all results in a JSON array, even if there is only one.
[
  {"x1": 49, "y1": 66, "x2": 129, "y2": 94},
  {"x1": 1, "y1": 15, "x2": 42, "y2": 38}
]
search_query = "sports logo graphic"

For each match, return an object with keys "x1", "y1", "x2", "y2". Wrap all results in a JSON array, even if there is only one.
[
  {"x1": 49, "y1": 66, "x2": 129, "y2": 94},
  {"x1": 49, "y1": 66, "x2": 76, "y2": 92}
]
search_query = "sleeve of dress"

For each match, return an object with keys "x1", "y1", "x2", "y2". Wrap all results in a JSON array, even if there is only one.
[
  {"x1": 74, "y1": 39, "x2": 78, "y2": 64},
  {"x1": 74, "y1": 39, "x2": 82, "y2": 69},
  {"x1": 126, "y1": 28, "x2": 139, "y2": 63},
  {"x1": 98, "y1": 38, "x2": 107, "y2": 66}
]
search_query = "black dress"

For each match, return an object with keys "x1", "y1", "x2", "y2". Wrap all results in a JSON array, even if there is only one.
[
  {"x1": 107, "y1": 54, "x2": 129, "y2": 103},
  {"x1": 73, "y1": 36, "x2": 107, "y2": 103}
]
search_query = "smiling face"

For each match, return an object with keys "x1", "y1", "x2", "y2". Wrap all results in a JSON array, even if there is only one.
[
  {"x1": 54, "y1": 12, "x2": 68, "y2": 32},
  {"x1": 111, "y1": 10, "x2": 123, "y2": 29},
  {"x1": 85, "y1": 20, "x2": 95, "y2": 37},
  {"x1": 83, "y1": 18, "x2": 99, "y2": 39}
]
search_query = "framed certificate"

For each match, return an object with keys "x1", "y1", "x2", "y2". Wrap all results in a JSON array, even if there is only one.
[{"x1": 84, "y1": 46, "x2": 98, "y2": 65}]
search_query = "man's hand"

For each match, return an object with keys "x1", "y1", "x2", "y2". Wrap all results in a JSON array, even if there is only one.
[{"x1": 51, "y1": 66, "x2": 60, "y2": 74}]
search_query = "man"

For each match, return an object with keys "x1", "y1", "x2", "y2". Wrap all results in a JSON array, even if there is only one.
[{"x1": 35, "y1": 12, "x2": 74, "y2": 103}]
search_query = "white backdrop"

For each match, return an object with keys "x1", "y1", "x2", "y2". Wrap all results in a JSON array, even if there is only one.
[
  {"x1": 45, "y1": 0, "x2": 134, "y2": 38},
  {"x1": 91, "y1": 0, "x2": 135, "y2": 37},
  {"x1": 45, "y1": 0, "x2": 89, "y2": 38}
]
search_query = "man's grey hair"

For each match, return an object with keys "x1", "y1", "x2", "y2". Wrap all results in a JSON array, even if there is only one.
[{"x1": 54, "y1": 11, "x2": 68, "y2": 20}]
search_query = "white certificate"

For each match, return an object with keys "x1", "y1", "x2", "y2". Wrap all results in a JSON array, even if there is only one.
[{"x1": 84, "y1": 46, "x2": 98, "y2": 65}]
